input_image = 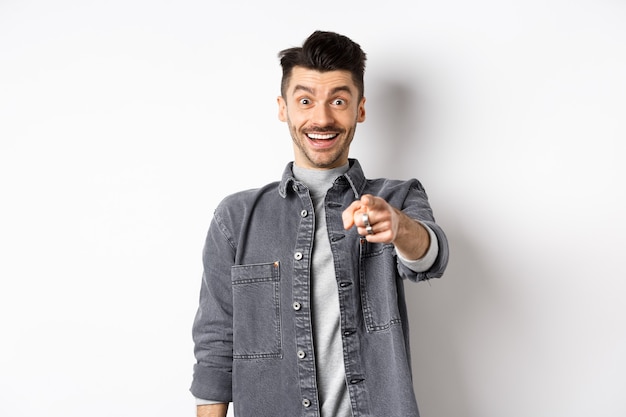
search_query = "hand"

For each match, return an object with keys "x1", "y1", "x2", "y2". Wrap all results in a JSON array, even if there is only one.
[
  {"x1": 342, "y1": 194, "x2": 430, "y2": 259},
  {"x1": 342, "y1": 194, "x2": 399, "y2": 243}
]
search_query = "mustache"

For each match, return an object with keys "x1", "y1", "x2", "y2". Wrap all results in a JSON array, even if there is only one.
[{"x1": 304, "y1": 125, "x2": 344, "y2": 133}]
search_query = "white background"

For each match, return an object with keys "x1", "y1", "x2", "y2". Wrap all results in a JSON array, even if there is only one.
[{"x1": 1, "y1": 1, "x2": 625, "y2": 416}]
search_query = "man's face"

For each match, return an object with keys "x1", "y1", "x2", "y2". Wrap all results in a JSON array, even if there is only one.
[{"x1": 277, "y1": 66, "x2": 366, "y2": 170}]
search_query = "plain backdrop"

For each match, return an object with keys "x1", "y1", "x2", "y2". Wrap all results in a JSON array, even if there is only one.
[{"x1": 1, "y1": 1, "x2": 625, "y2": 416}]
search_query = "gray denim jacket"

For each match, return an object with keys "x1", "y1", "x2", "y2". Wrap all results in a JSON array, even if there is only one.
[{"x1": 191, "y1": 159, "x2": 449, "y2": 417}]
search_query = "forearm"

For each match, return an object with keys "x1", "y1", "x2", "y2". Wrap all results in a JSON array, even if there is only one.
[
  {"x1": 197, "y1": 403, "x2": 228, "y2": 417},
  {"x1": 391, "y1": 207, "x2": 431, "y2": 260}
]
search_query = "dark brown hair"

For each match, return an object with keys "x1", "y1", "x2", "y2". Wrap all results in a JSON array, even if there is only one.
[{"x1": 278, "y1": 30, "x2": 367, "y2": 99}]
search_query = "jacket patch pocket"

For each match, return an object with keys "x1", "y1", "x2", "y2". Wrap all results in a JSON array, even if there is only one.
[
  {"x1": 231, "y1": 262, "x2": 282, "y2": 359},
  {"x1": 360, "y1": 243, "x2": 402, "y2": 332}
]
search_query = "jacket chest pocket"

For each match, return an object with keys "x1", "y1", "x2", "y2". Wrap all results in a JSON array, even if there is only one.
[
  {"x1": 231, "y1": 262, "x2": 282, "y2": 359},
  {"x1": 359, "y1": 242, "x2": 402, "y2": 332}
]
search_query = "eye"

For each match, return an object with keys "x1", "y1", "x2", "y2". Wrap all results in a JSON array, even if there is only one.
[
  {"x1": 332, "y1": 99, "x2": 346, "y2": 106},
  {"x1": 299, "y1": 98, "x2": 311, "y2": 105}
]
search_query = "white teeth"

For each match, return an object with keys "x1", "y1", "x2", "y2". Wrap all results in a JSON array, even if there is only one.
[{"x1": 308, "y1": 133, "x2": 336, "y2": 140}]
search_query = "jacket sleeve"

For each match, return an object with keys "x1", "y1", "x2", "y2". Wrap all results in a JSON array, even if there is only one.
[
  {"x1": 397, "y1": 180, "x2": 449, "y2": 282},
  {"x1": 190, "y1": 213, "x2": 235, "y2": 402}
]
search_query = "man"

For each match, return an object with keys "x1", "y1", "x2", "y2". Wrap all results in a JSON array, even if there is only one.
[{"x1": 191, "y1": 30, "x2": 449, "y2": 417}]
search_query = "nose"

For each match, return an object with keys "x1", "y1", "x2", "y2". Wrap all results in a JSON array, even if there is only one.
[{"x1": 312, "y1": 103, "x2": 334, "y2": 126}]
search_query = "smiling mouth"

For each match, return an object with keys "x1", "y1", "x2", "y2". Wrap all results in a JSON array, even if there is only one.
[{"x1": 307, "y1": 133, "x2": 338, "y2": 140}]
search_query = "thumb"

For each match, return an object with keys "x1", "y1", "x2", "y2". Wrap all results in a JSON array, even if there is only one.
[{"x1": 342, "y1": 200, "x2": 361, "y2": 229}]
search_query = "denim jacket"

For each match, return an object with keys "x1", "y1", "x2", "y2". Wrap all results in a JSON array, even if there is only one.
[{"x1": 191, "y1": 159, "x2": 449, "y2": 417}]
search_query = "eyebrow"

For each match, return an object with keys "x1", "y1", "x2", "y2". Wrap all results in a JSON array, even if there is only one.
[{"x1": 292, "y1": 84, "x2": 354, "y2": 97}]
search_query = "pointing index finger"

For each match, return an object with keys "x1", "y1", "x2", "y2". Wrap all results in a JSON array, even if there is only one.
[{"x1": 361, "y1": 194, "x2": 374, "y2": 210}]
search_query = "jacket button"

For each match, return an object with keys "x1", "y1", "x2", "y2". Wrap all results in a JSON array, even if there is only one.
[
  {"x1": 297, "y1": 350, "x2": 306, "y2": 359},
  {"x1": 302, "y1": 398, "x2": 311, "y2": 408},
  {"x1": 294, "y1": 252, "x2": 303, "y2": 260},
  {"x1": 300, "y1": 209, "x2": 308, "y2": 217},
  {"x1": 292, "y1": 302, "x2": 301, "y2": 311}
]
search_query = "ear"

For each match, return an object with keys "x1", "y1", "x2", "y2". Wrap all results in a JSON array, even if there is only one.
[
  {"x1": 277, "y1": 96, "x2": 287, "y2": 122},
  {"x1": 357, "y1": 96, "x2": 366, "y2": 123}
]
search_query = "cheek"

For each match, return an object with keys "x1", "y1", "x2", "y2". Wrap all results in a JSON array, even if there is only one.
[{"x1": 286, "y1": 111, "x2": 306, "y2": 128}]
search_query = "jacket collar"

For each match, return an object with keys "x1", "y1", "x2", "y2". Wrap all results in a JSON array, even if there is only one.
[{"x1": 278, "y1": 158, "x2": 367, "y2": 199}]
